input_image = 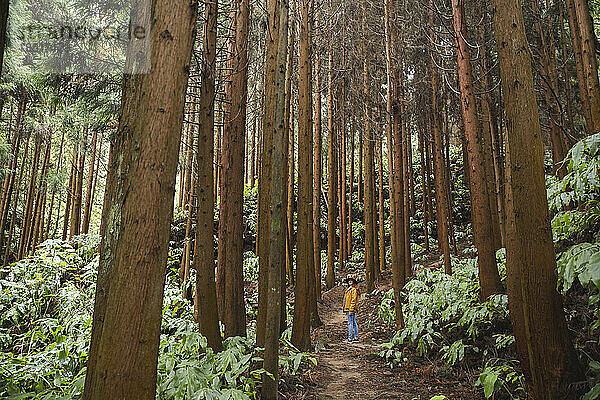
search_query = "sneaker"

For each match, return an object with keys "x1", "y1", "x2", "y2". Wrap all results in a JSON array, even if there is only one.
[
  {"x1": 343, "y1": 339, "x2": 352, "y2": 344},
  {"x1": 352, "y1": 338, "x2": 359, "y2": 343}
]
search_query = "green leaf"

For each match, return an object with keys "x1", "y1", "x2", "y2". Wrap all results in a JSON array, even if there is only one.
[
  {"x1": 481, "y1": 371, "x2": 498, "y2": 398},
  {"x1": 430, "y1": 396, "x2": 447, "y2": 400},
  {"x1": 583, "y1": 383, "x2": 600, "y2": 400}
]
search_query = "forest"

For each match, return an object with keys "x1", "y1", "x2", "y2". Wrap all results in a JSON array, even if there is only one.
[{"x1": 0, "y1": 0, "x2": 599, "y2": 398}]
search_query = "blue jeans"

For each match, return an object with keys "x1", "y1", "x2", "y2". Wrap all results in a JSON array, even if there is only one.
[{"x1": 346, "y1": 311, "x2": 358, "y2": 340}]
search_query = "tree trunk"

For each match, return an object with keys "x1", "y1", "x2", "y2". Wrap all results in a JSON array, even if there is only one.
[
  {"x1": 0, "y1": 0, "x2": 8, "y2": 76},
  {"x1": 492, "y1": 0, "x2": 584, "y2": 396},
  {"x1": 82, "y1": 130, "x2": 98, "y2": 234},
  {"x1": 18, "y1": 134, "x2": 41, "y2": 260},
  {"x1": 565, "y1": 0, "x2": 593, "y2": 131},
  {"x1": 285, "y1": 33, "x2": 296, "y2": 285},
  {"x1": 573, "y1": 0, "x2": 600, "y2": 133},
  {"x1": 83, "y1": 0, "x2": 197, "y2": 396},
  {"x1": 428, "y1": 1, "x2": 451, "y2": 274},
  {"x1": 363, "y1": 45, "x2": 376, "y2": 293},
  {"x1": 313, "y1": 52, "x2": 323, "y2": 300},
  {"x1": 62, "y1": 152, "x2": 75, "y2": 241},
  {"x1": 326, "y1": 46, "x2": 337, "y2": 290},
  {"x1": 452, "y1": 0, "x2": 502, "y2": 299},
  {"x1": 257, "y1": 0, "x2": 281, "y2": 347},
  {"x1": 384, "y1": 0, "x2": 404, "y2": 328},
  {"x1": 377, "y1": 138, "x2": 385, "y2": 277},
  {"x1": 262, "y1": 1, "x2": 289, "y2": 395},
  {"x1": 193, "y1": 0, "x2": 222, "y2": 353},
  {"x1": 217, "y1": 0, "x2": 250, "y2": 339},
  {"x1": 292, "y1": 0, "x2": 316, "y2": 350}
]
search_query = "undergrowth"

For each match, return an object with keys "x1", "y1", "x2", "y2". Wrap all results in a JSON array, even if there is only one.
[{"x1": 0, "y1": 235, "x2": 314, "y2": 399}]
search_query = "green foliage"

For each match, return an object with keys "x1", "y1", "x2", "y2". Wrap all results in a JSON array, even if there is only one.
[
  {"x1": 475, "y1": 359, "x2": 524, "y2": 400},
  {"x1": 0, "y1": 237, "x2": 312, "y2": 399},
  {"x1": 548, "y1": 133, "x2": 600, "y2": 242},
  {"x1": 376, "y1": 252, "x2": 521, "y2": 399}
]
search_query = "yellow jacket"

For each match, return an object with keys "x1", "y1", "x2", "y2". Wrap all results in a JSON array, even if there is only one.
[{"x1": 343, "y1": 286, "x2": 359, "y2": 313}]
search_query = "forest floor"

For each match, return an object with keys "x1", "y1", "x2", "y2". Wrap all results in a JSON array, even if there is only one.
[{"x1": 289, "y1": 261, "x2": 485, "y2": 400}]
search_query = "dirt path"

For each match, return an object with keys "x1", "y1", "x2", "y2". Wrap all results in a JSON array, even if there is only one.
[{"x1": 306, "y1": 276, "x2": 483, "y2": 400}]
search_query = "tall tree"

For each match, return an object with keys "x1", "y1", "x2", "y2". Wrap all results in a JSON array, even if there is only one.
[
  {"x1": 83, "y1": 0, "x2": 198, "y2": 396},
  {"x1": 194, "y1": 0, "x2": 222, "y2": 352},
  {"x1": 325, "y1": 46, "x2": 337, "y2": 290},
  {"x1": 492, "y1": 0, "x2": 584, "y2": 396},
  {"x1": 292, "y1": 0, "x2": 316, "y2": 350},
  {"x1": 257, "y1": 0, "x2": 282, "y2": 346},
  {"x1": 0, "y1": 0, "x2": 8, "y2": 75},
  {"x1": 451, "y1": 0, "x2": 502, "y2": 299},
  {"x1": 428, "y1": 0, "x2": 451, "y2": 274},
  {"x1": 573, "y1": 0, "x2": 600, "y2": 133},
  {"x1": 217, "y1": 0, "x2": 251, "y2": 338},
  {"x1": 262, "y1": 0, "x2": 289, "y2": 395}
]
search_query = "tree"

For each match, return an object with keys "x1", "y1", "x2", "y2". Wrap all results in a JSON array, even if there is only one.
[
  {"x1": 262, "y1": 0, "x2": 289, "y2": 395},
  {"x1": 217, "y1": 0, "x2": 251, "y2": 338},
  {"x1": 451, "y1": 0, "x2": 502, "y2": 299},
  {"x1": 492, "y1": 0, "x2": 584, "y2": 396},
  {"x1": 194, "y1": 0, "x2": 222, "y2": 352},
  {"x1": 257, "y1": 0, "x2": 282, "y2": 346},
  {"x1": 292, "y1": 0, "x2": 315, "y2": 350},
  {"x1": 428, "y1": 0, "x2": 451, "y2": 274},
  {"x1": 83, "y1": 0, "x2": 198, "y2": 396},
  {"x1": 326, "y1": 46, "x2": 336, "y2": 290},
  {"x1": 0, "y1": 0, "x2": 8, "y2": 75},
  {"x1": 573, "y1": 0, "x2": 600, "y2": 133}
]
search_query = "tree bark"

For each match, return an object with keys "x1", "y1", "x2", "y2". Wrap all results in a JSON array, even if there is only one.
[
  {"x1": 257, "y1": 0, "x2": 281, "y2": 347},
  {"x1": 292, "y1": 0, "x2": 316, "y2": 350},
  {"x1": 83, "y1": 0, "x2": 197, "y2": 395},
  {"x1": 452, "y1": 0, "x2": 502, "y2": 299},
  {"x1": 326, "y1": 46, "x2": 337, "y2": 290},
  {"x1": 262, "y1": 0, "x2": 289, "y2": 395},
  {"x1": 492, "y1": 0, "x2": 584, "y2": 396},
  {"x1": 428, "y1": 1, "x2": 451, "y2": 274},
  {"x1": 573, "y1": 0, "x2": 600, "y2": 133},
  {"x1": 82, "y1": 130, "x2": 98, "y2": 234},
  {"x1": 217, "y1": 0, "x2": 250, "y2": 339}
]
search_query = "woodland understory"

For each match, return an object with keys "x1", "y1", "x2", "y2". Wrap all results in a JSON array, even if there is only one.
[{"x1": 0, "y1": 0, "x2": 599, "y2": 399}]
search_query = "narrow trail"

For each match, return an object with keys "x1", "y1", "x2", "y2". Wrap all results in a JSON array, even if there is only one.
[{"x1": 305, "y1": 273, "x2": 483, "y2": 400}]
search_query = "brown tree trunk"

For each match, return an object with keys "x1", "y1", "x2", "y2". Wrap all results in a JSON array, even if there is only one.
[
  {"x1": 326, "y1": 47, "x2": 337, "y2": 290},
  {"x1": 573, "y1": 0, "x2": 600, "y2": 133},
  {"x1": 83, "y1": 0, "x2": 197, "y2": 396},
  {"x1": 559, "y1": 0, "x2": 577, "y2": 138},
  {"x1": 82, "y1": 130, "x2": 98, "y2": 234},
  {"x1": 62, "y1": 152, "x2": 75, "y2": 241},
  {"x1": 262, "y1": 0, "x2": 289, "y2": 395},
  {"x1": 452, "y1": 0, "x2": 502, "y2": 299},
  {"x1": 384, "y1": 0, "x2": 404, "y2": 328},
  {"x1": 348, "y1": 118, "x2": 354, "y2": 257},
  {"x1": 18, "y1": 134, "x2": 41, "y2": 260},
  {"x1": 566, "y1": 0, "x2": 593, "y2": 131},
  {"x1": 193, "y1": 0, "x2": 222, "y2": 353},
  {"x1": 377, "y1": 138, "x2": 385, "y2": 277},
  {"x1": 313, "y1": 51, "x2": 323, "y2": 300},
  {"x1": 363, "y1": 37, "x2": 376, "y2": 292},
  {"x1": 492, "y1": 0, "x2": 584, "y2": 396},
  {"x1": 419, "y1": 129, "x2": 430, "y2": 252},
  {"x1": 285, "y1": 35, "x2": 295, "y2": 285},
  {"x1": 3, "y1": 135, "x2": 29, "y2": 266},
  {"x1": 392, "y1": 69, "x2": 407, "y2": 328},
  {"x1": 292, "y1": 0, "x2": 318, "y2": 350},
  {"x1": 0, "y1": 0, "x2": 8, "y2": 76},
  {"x1": 217, "y1": 0, "x2": 250, "y2": 339},
  {"x1": 256, "y1": 0, "x2": 281, "y2": 347},
  {"x1": 429, "y1": 1, "x2": 451, "y2": 274}
]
